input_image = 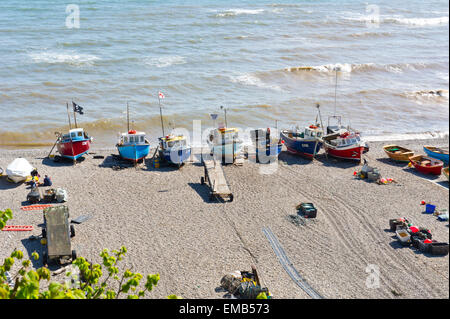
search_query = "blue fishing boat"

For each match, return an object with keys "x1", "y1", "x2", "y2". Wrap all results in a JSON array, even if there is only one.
[
  {"x1": 158, "y1": 134, "x2": 191, "y2": 166},
  {"x1": 423, "y1": 146, "x2": 449, "y2": 165},
  {"x1": 280, "y1": 125, "x2": 323, "y2": 159},
  {"x1": 116, "y1": 103, "x2": 150, "y2": 162},
  {"x1": 117, "y1": 130, "x2": 150, "y2": 162}
]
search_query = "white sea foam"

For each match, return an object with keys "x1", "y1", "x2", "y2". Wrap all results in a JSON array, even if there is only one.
[
  {"x1": 144, "y1": 56, "x2": 186, "y2": 68},
  {"x1": 29, "y1": 51, "x2": 100, "y2": 65},
  {"x1": 387, "y1": 16, "x2": 449, "y2": 26},
  {"x1": 229, "y1": 74, "x2": 283, "y2": 92},
  {"x1": 216, "y1": 9, "x2": 265, "y2": 17},
  {"x1": 365, "y1": 131, "x2": 449, "y2": 142}
]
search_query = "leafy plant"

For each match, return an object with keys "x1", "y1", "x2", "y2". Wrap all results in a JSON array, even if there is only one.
[
  {"x1": 0, "y1": 245, "x2": 162, "y2": 299},
  {"x1": 0, "y1": 208, "x2": 180, "y2": 299},
  {"x1": 0, "y1": 208, "x2": 13, "y2": 230}
]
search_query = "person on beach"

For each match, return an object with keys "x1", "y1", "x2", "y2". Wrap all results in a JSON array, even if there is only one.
[{"x1": 43, "y1": 175, "x2": 52, "y2": 187}]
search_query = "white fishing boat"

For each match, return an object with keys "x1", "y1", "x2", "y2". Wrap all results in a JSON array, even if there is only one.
[{"x1": 207, "y1": 126, "x2": 243, "y2": 161}]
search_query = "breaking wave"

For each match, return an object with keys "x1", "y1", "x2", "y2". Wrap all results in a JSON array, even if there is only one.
[
  {"x1": 144, "y1": 55, "x2": 187, "y2": 68},
  {"x1": 284, "y1": 62, "x2": 438, "y2": 74},
  {"x1": 28, "y1": 51, "x2": 100, "y2": 65},
  {"x1": 215, "y1": 9, "x2": 265, "y2": 17}
]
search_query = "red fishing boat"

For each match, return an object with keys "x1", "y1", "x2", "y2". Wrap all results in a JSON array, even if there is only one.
[
  {"x1": 52, "y1": 101, "x2": 92, "y2": 161},
  {"x1": 409, "y1": 155, "x2": 443, "y2": 175},
  {"x1": 322, "y1": 116, "x2": 368, "y2": 161},
  {"x1": 56, "y1": 128, "x2": 92, "y2": 160}
]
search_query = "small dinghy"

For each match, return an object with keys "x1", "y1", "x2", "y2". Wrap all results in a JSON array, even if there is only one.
[
  {"x1": 443, "y1": 167, "x2": 449, "y2": 181},
  {"x1": 409, "y1": 154, "x2": 443, "y2": 175},
  {"x1": 158, "y1": 134, "x2": 191, "y2": 167},
  {"x1": 383, "y1": 145, "x2": 414, "y2": 162},
  {"x1": 423, "y1": 146, "x2": 449, "y2": 166},
  {"x1": 6, "y1": 158, "x2": 34, "y2": 183}
]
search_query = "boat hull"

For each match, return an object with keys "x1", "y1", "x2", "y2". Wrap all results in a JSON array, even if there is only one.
[
  {"x1": 57, "y1": 139, "x2": 91, "y2": 160},
  {"x1": 383, "y1": 145, "x2": 414, "y2": 162},
  {"x1": 409, "y1": 155, "x2": 443, "y2": 175},
  {"x1": 423, "y1": 146, "x2": 449, "y2": 166},
  {"x1": 324, "y1": 144, "x2": 365, "y2": 161},
  {"x1": 211, "y1": 142, "x2": 243, "y2": 157},
  {"x1": 280, "y1": 132, "x2": 322, "y2": 159},
  {"x1": 117, "y1": 144, "x2": 150, "y2": 162},
  {"x1": 162, "y1": 147, "x2": 191, "y2": 165}
]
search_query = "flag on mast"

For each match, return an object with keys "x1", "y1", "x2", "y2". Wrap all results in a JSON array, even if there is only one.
[
  {"x1": 72, "y1": 101, "x2": 84, "y2": 115},
  {"x1": 158, "y1": 91, "x2": 165, "y2": 99}
]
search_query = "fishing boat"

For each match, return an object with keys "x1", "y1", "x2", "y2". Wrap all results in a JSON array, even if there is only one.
[
  {"x1": 250, "y1": 128, "x2": 283, "y2": 161},
  {"x1": 409, "y1": 155, "x2": 443, "y2": 175},
  {"x1": 117, "y1": 130, "x2": 150, "y2": 162},
  {"x1": 383, "y1": 145, "x2": 414, "y2": 162},
  {"x1": 443, "y1": 167, "x2": 449, "y2": 181},
  {"x1": 280, "y1": 124, "x2": 323, "y2": 159},
  {"x1": 155, "y1": 91, "x2": 191, "y2": 167},
  {"x1": 56, "y1": 128, "x2": 92, "y2": 161},
  {"x1": 322, "y1": 116, "x2": 368, "y2": 161},
  {"x1": 116, "y1": 103, "x2": 150, "y2": 162},
  {"x1": 158, "y1": 134, "x2": 191, "y2": 166},
  {"x1": 207, "y1": 126, "x2": 243, "y2": 161},
  {"x1": 423, "y1": 146, "x2": 449, "y2": 166},
  {"x1": 53, "y1": 102, "x2": 92, "y2": 161}
]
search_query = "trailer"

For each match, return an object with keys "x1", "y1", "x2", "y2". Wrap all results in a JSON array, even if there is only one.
[
  {"x1": 42, "y1": 205, "x2": 76, "y2": 266},
  {"x1": 201, "y1": 159, "x2": 233, "y2": 202}
]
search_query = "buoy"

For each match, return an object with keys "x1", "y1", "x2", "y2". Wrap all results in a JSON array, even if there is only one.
[
  {"x1": 40, "y1": 238, "x2": 47, "y2": 245},
  {"x1": 421, "y1": 201, "x2": 426, "y2": 205}
]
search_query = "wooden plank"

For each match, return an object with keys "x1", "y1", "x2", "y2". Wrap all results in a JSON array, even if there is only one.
[{"x1": 203, "y1": 159, "x2": 231, "y2": 196}]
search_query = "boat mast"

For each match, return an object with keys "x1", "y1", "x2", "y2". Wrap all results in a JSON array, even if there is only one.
[
  {"x1": 72, "y1": 100, "x2": 78, "y2": 128},
  {"x1": 127, "y1": 102, "x2": 130, "y2": 132},
  {"x1": 66, "y1": 102, "x2": 72, "y2": 130},
  {"x1": 158, "y1": 93, "x2": 165, "y2": 137},
  {"x1": 334, "y1": 67, "x2": 339, "y2": 117}
]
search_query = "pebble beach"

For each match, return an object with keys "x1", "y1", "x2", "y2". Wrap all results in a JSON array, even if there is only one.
[{"x1": 0, "y1": 137, "x2": 448, "y2": 299}]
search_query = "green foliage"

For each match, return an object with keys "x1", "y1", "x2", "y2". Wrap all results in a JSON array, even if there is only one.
[
  {"x1": 0, "y1": 209, "x2": 13, "y2": 230},
  {"x1": 0, "y1": 245, "x2": 162, "y2": 299}
]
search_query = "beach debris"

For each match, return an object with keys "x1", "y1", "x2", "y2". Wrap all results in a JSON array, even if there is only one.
[
  {"x1": 27, "y1": 188, "x2": 42, "y2": 204},
  {"x1": 43, "y1": 188, "x2": 56, "y2": 202},
  {"x1": 93, "y1": 155, "x2": 104, "y2": 159},
  {"x1": 296, "y1": 202, "x2": 317, "y2": 218},
  {"x1": 354, "y1": 160, "x2": 398, "y2": 184},
  {"x1": 1, "y1": 225, "x2": 33, "y2": 231},
  {"x1": 220, "y1": 266, "x2": 271, "y2": 299},
  {"x1": 388, "y1": 218, "x2": 448, "y2": 256},
  {"x1": 55, "y1": 188, "x2": 68, "y2": 203},
  {"x1": 71, "y1": 214, "x2": 92, "y2": 224}
]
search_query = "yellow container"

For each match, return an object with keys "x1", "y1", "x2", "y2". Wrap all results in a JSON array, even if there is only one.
[{"x1": 153, "y1": 158, "x2": 160, "y2": 168}]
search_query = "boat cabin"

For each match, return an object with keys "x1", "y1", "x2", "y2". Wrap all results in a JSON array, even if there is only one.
[
  {"x1": 288, "y1": 125, "x2": 323, "y2": 140},
  {"x1": 159, "y1": 135, "x2": 188, "y2": 150},
  {"x1": 209, "y1": 127, "x2": 239, "y2": 144},
  {"x1": 118, "y1": 130, "x2": 147, "y2": 145},
  {"x1": 61, "y1": 128, "x2": 89, "y2": 141},
  {"x1": 328, "y1": 132, "x2": 361, "y2": 147}
]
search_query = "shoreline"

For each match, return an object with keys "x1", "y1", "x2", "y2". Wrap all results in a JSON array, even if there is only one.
[
  {"x1": 0, "y1": 136, "x2": 448, "y2": 299},
  {"x1": 1, "y1": 129, "x2": 448, "y2": 152}
]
